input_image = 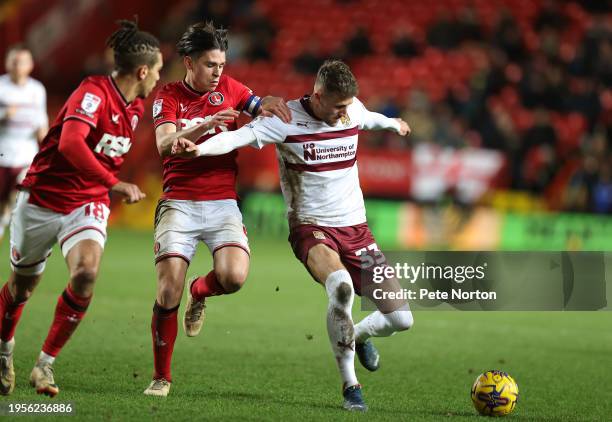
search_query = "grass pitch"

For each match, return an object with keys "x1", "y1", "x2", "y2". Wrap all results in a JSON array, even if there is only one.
[{"x1": 0, "y1": 229, "x2": 610, "y2": 421}]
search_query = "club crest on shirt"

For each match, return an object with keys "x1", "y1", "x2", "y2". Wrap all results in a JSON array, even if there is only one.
[
  {"x1": 131, "y1": 115, "x2": 139, "y2": 130},
  {"x1": 340, "y1": 115, "x2": 351, "y2": 126},
  {"x1": 313, "y1": 231, "x2": 326, "y2": 240},
  {"x1": 153, "y1": 99, "x2": 163, "y2": 118},
  {"x1": 81, "y1": 92, "x2": 101, "y2": 114},
  {"x1": 209, "y1": 92, "x2": 224, "y2": 106}
]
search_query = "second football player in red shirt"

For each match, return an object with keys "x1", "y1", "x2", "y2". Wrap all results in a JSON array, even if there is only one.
[{"x1": 145, "y1": 21, "x2": 290, "y2": 396}]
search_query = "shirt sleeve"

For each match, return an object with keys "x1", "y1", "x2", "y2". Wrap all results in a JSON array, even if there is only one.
[
  {"x1": 63, "y1": 80, "x2": 106, "y2": 128},
  {"x1": 353, "y1": 97, "x2": 401, "y2": 133},
  {"x1": 196, "y1": 125, "x2": 258, "y2": 156},
  {"x1": 244, "y1": 115, "x2": 287, "y2": 149},
  {"x1": 152, "y1": 89, "x2": 179, "y2": 128},
  {"x1": 57, "y1": 119, "x2": 119, "y2": 188}
]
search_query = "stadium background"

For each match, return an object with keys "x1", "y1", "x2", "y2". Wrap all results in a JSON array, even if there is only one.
[
  {"x1": 0, "y1": 0, "x2": 611, "y2": 420},
  {"x1": 1, "y1": 0, "x2": 610, "y2": 250}
]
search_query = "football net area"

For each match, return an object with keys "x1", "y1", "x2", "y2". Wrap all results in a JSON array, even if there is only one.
[{"x1": 360, "y1": 251, "x2": 612, "y2": 311}]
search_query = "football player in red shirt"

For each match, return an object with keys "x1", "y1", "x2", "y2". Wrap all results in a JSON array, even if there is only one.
[
  {"x1": 0, "y1": 20, "x2": 163, "y2": 397},
  {"x1": 144, "y1": 21, "x2": 290, "y2": 396}
]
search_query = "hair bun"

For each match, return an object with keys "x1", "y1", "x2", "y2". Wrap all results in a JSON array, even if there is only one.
[{"x1": 107, "y1": 19, "x2": 139, "y2": 51}]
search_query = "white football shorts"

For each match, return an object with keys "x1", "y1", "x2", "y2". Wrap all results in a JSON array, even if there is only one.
[
  {"x1": 154, "y1": 199, "x2": 249, "y2": 264},
  {"x1": 9, "y1": 191, "x2": 109, "y2": 275}
]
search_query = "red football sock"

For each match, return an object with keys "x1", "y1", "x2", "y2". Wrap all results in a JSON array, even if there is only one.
[
  {"x1": 42, "y1": 284, "x2": 91, "y2": 357},
  {"x1": 190, "y1": 271, "x2": 225, "y2": 301},
  {"x1": 0, "y1": 283, "x2": 27, "y2": 342},
  {"x1": 151, "y1": 302, "x2": 178, "y2": 382}
]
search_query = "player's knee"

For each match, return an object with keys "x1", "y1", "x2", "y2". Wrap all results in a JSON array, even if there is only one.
[
  {"x1": 15, "y1": 288, "x2": 33, "y2": 302},
  {"x1": 70, "y1": 266, "x2": 98, "y2": 289},
  {"x1": 157, "y1": 283, "x2": 182, "y2": 308},
  {"x1": 9, "y1": 273, "x2": 39, "y2": 302},
  {"x1": 387, "y1": 309, "x2": 414, "y2": 332},
  {"x1": 216, "y1": 267, "x2": 247, "y2": 294}
]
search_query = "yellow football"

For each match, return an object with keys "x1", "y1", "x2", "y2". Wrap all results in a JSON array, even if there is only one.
[{"x1": 471, "y1": 370, "x2": 519, "y2": 416}]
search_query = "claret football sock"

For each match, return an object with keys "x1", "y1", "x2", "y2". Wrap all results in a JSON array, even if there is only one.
[
  {"x1": 190, "y1": 271, "x2": 225, "y2": 301},
  {"x1": 41, "y1": 284, "x2": 92, "y2": 357},
  {"x1": 0, "y1": 283, "x2": 27, "y2": 343},
  {"x1": 151, "y1": 302, "x2": 179, "y2": 382},
  {"x1": 325, "y1": 270, "x2": 359, "y2": 389}
]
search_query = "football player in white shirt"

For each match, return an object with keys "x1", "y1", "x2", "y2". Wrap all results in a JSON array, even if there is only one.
[
  {"x1": 173, "y1": 60, "x2": 414, "y2": 411},
  {"x1": 0, "y1": 45, "x2": 48, "y2": 243}
]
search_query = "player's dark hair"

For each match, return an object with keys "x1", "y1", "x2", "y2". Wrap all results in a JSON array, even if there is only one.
[
  {"x1": 176, "y1": 21, "x2": 228, "y2": 57},
  {"x1": 315, "y1": 60, "x2": 359, "y2": 98},
  {"x1": 106, "y1": 19, "x2": 160, "y2": 74}
]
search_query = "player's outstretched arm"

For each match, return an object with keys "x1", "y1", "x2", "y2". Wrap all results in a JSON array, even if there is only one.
[
  {"x1": 156, "y1": 108, "x2": 240, "y2": 157},
  {"x1": 199, "y1": 125, "x2": 257, "y2": 156},
  {"x1": 171, "y1": 125, "x2": 258, "y2": 159},
  {"x1": 357, "y1": 98, "x2": 411, "y2": 136},
  {"x1": 361, "y1": 110, "x2": 411, "y2": 136}
]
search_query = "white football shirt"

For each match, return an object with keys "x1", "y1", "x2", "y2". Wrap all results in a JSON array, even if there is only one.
[
  {"x1": 245, "y1": 96, "x2": 400, "y2": 227},
  {"x1": 0, "y1": 74, "x2": 47, "y2": 167}
]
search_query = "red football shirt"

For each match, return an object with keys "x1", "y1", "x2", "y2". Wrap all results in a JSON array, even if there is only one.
[
  {"x1": 153, "y1": 74, "x2": 260, "y2": 200},
  {"x1": 21, "y1": 75, "x2": 144, "y2": 213}
]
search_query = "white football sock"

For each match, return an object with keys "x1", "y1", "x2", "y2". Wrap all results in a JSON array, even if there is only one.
[
  {"x1": 38, "y1": 351, "x2": 55, "y2": 365},
  {"x1": 354, "y1": 304, "x2": 414, "y2": 344},
  {"x1": 325, "y1": 269, "x2": 358, "y2": 389},
  {"x1": 0, "y1": 338, "x2": 15, "y2": 355}
]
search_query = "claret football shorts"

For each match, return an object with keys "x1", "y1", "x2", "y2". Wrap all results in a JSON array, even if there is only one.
[
  {"x1": 153, "y1": 199, "x2": 250, "y2": 264},
  {"x1": 288, "y1": 222, "x2": 384, "y2": 295},
  {"x1": 9, "y1": 191, "x2": 109, "y2": 275}
]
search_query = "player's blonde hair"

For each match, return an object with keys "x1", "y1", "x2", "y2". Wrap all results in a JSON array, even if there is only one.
[{"x1": 315, "y1": 60, "x2": 359, "y2": 98}]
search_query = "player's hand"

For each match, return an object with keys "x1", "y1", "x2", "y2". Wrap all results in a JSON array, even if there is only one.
[
  {"x1": 395, "y1": 118, "x2": 411, "y2": 136},
  {"x1": 260, "y1": 96, "x2": 291, "y2": 123},
  {"x1": 203, "y1": 108, "x2": 240, "y2": 131},
  {"x1": 0, "y1": 105, "x2": 17, "y2": 122},
  {"x1": 171, "y1": 138, "x2": 199, "y2": 159},
  {"x1": 111, "y1": 181, "x2": 146, "y2": 204},
  {"x1": 6, "y1": 105, "x2": 17, "y2": 119}
]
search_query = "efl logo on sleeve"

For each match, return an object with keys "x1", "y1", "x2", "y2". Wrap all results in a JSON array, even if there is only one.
[
  {"x1": 153, "y1": 99, "x2": 163, "y2": 118},
  {"x1": 81, "y1": 92, "x2": 101, "y2": 114}
]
